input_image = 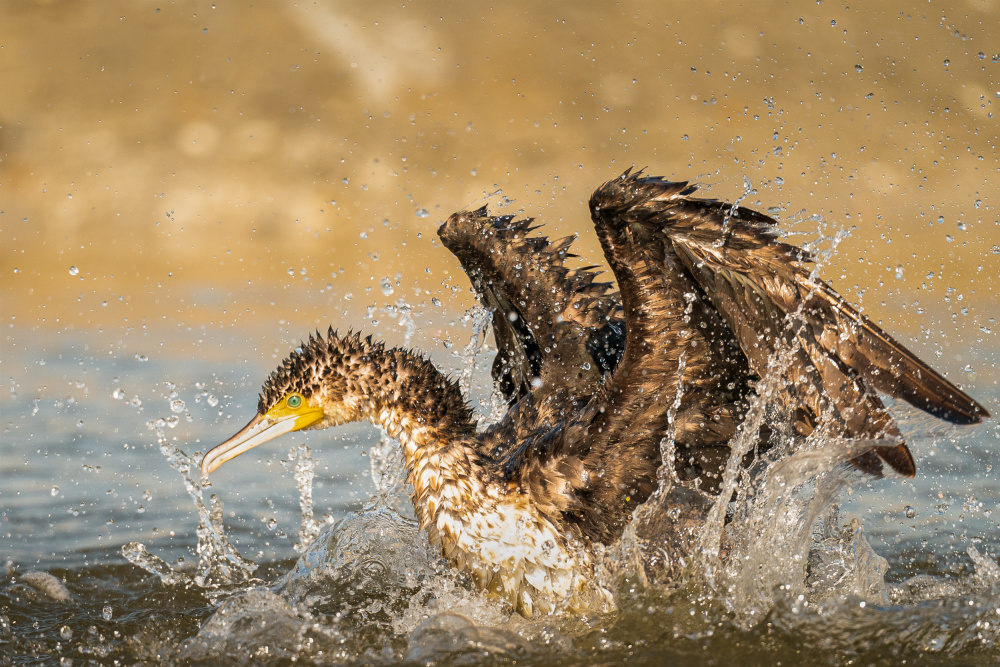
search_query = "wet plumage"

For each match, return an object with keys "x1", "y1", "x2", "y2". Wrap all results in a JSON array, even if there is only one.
[{"x1": 202, "y1": 170, "x2": 989, "y2": 616}]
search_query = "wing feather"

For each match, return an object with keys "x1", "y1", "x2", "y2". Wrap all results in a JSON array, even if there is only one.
[
  {"x1": 604, "y1": 171, "x2": 988, "y2": 476},
  {"x1": 438, "y1": 207, "x2": 624, "y2": 406},
  {"x1": 659, "y1": 195, "x2": 988, "y2": 427}
]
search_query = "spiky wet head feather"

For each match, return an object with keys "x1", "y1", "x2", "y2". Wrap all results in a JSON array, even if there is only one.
[{"x1": 257, "y1": 328, "x2": 382, "y2": 414}]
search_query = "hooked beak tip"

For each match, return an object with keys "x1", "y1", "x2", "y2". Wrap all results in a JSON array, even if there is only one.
[{"x1": 198, "y1": 412, "x2": 303, "y2": 477}]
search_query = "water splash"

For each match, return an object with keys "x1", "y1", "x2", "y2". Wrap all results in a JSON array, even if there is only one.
[
  {"x1": 394, "y1": 298, "x2": 417, "y2": 346},
  {"x1": 604, "y1": 354, "x2": 701, "y2": 588},
  {"x1": 658, "y1": 352, "x2": 687, "y2": 487},
  {"x1": 123, "y1": 427, "x2": 257, "y2": 588},
  {"x1": 456, "y1": 305, "x2": 492, "y2": 399},
  {"x1": 457, "y1": 303, "x2": 514, "y2": 429},
  {"x1": 718, "y1": 439, "x2": 881, "y2": 623},
  {"x1": 715, "y1": 174, "x2": 755, "y2": 247},
  {"x1": 368, "y1": 427, "x2": 408, "y2": 502},
  {"x1": 806, "y1": 509, "x2": 889, "y2": 606},
  {"x1": 121, "y1": 543, "x2": 188, "y2": 587},
  {"x1": 292, "y1": 443, "x2": 323, "y2": 553},
  {"x1": 180, "y1": 504, "x2": 514, "y2": 663},
  {"x1": 695, "y1": 338, "x2": 788, "y2": 578}
]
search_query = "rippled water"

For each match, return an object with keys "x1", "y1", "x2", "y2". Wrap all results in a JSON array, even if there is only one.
[{"x1": 3, "y1": 316, "x2": 998, "y2": 665}]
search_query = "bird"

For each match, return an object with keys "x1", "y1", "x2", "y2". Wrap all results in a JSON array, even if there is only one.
[{"x1": 200, "y1": 170, "x2": 989, "y2": 617}]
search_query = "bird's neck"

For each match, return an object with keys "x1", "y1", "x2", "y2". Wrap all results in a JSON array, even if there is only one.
[{"x1": 331, "y1": 346, "x2": 488, "y2": 525}]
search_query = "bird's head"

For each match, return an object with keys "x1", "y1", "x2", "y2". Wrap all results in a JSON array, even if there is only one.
[{"x1": 200, "y1": 330, "x2": 362, "y2": 477}]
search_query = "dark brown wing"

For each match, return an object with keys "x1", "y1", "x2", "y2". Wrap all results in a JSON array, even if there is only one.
[
  {"x1": 447, "y1": 193, "x2": 752, "y2": 543},
  {"x1": 601, "y1": 170, "x2": 988, "y2": 476},
  {"x1": 576, "y1": 176, "x2": 753, "y2": 514},
  {"x1": 438, "y1": 207, "x2": 624, "y2": 407},
  {"x1": 492, "y1": 174, "x2": 755, "y2": 545}
]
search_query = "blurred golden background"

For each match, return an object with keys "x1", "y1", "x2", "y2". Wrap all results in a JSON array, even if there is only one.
[{"x1": 2, "y1": 0, "x2": 997, "y2": 363}]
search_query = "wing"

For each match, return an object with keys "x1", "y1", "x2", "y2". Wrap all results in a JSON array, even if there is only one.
[
  {"x1": 596, "y1": 170, "x2": 989, "y2": 476},
  {"x1": 577, "y1": 176, "x2": 755, "y2": 511},
  {"x1": 438, "y1": 207, "x2": 624, "y2": 406},
  {"x1": 494, "y1": 172, "x2": 758, "y2": 544}
]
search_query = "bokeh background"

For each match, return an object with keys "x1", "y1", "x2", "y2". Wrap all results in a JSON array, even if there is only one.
[{"x1": 2, "y1": 1, "x2": 998, "y2": 568}]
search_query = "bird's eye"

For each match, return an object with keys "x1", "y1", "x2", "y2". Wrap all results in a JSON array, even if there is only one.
[{"x1": 287, "y1": 394, "x2": 302, "y2": 408}]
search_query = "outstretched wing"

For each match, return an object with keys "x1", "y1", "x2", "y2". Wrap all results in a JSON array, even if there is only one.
[
  {"x1": 595, "y1": 170, "x2": 989, "y2": 476},
  {"x1": 489, "y1": 174, "x2": 760, "y2": 543},
  {"x1": 438, "y1": 207, "x2": 624, "y2": 406}
]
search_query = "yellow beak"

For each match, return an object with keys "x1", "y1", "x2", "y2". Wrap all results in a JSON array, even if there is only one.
[{"x1": 201, "y1": 406, "x2": 324, "y2": 476}]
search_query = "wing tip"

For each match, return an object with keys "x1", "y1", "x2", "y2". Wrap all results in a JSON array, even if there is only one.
[
  {"x1": 919, "y1": 393, "x2": 991, "y2": 425},
  {"x1": 590, "y1": 170, "x2": 698, "y2": 218},
  {"x1": 879, "y1": 443, "x2": 916, "y2": 478}
]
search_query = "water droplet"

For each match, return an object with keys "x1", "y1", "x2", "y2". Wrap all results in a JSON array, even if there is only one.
[
  {"x1": 112, "y1": 388, "x2": 125, "y2": 400},
  {"x1": 68, "y1": 266, "x2": 79, "y2": 276},
  {"x1": 165, "y1": 415, "x2": 180, "y2": 428},
  {"x1": 170, "y1": 399, "x2": 186, "y2": 414},
  {"x1": 50, "y1": 486, "x2": 60, "y2": 497},
  {"x1": 137, "y1": 505, "x2": 146, "y2": 514},
  {"x1": 957, "y1": 222, "x2": 967, "y2": 231},
  {"x1": 943, "y1": 59, "x2": 950, "y2": 67},
  {"x1": 102, "y1": 605, "x2": 113, "y2": 621},
  {"x1": 266, "y1": 518, "x2": 278, "y2": 529},
  {"x1": 774, "y1": 177, "x2": 784, "y2": 185},
  {"x1": 854, "y1": 64, "x2": 863, "y2": 73},
  {"x1": 143, "y1": 489, "x2": 153, "y2": 501},
  {"x1": 207, "y1": 394, "x2": 219, "y2": 407},
  {"x1": 60, "y1": 625, "x2": 72, "y2": 640},
  {"x1": 895, "y1": 265, "x2": 904, "y2": 280},
  {"x1": 431, "y1": 297, "x2": 442, "y2": 307},
  {"x1": 904, "y1": 506, "x2": 916, "y2": 519},
  {"x1": 380, "y1": 277, "x2": 394, "y2": 296},
  {"x1": 415, "y1": 208, "x2": 430, "y2": 218}
]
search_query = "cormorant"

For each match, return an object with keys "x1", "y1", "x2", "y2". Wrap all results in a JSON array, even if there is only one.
[{"x1": 201, "y1": 170, "x2": 989, "y2": 616}]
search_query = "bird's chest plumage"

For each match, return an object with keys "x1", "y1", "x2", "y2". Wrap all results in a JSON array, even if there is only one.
[
  {"x1": 398, "y1": 427, "x2": 603, "y2": 616},
  {"x1": 423, "y1": 491, "x2": 598, "y2": 616}
]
